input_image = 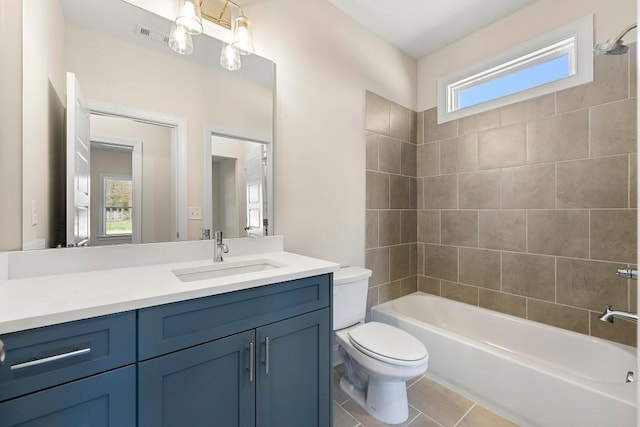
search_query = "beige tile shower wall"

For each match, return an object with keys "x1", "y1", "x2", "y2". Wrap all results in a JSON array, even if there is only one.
[
  {"x1": 365, "y1": 92, "x2": 418, "y2": 318},
  {"x1": 417, "y1": 52, "x2": 638, "y2": 347}
]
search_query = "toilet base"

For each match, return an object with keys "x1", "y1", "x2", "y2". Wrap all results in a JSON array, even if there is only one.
[{"x1": 340, "y1": 376, "x2": 409, "y2": 425}]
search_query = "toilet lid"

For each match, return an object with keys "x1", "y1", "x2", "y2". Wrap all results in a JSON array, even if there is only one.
[{"x1": 348, "y1": 322, "x2": 427, "y2": 366}]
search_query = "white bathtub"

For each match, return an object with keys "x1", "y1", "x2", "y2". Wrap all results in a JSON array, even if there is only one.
[{"x1": 371, "y1": 292, "x2": 637, "y2": 427}]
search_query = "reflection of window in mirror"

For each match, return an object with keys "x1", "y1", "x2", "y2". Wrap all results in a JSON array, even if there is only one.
[{"x1": 101, "y1": 174, "x2": 133, "y2": 237}]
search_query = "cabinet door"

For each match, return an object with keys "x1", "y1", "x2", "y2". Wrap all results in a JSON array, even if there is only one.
[
  {"x1": 256, "y1": 309, "x2": 331, "y2": 427},
  {"x1": 138, "y1": 330, "x2": 255, "y2": 427},
  {"x1": 0, "y1": 365, "x2": 135, "y2": 427}
]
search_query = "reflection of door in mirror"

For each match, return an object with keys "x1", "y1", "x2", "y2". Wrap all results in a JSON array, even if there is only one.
[
  {"x1": 66, "y1": 72, "x2": 91, "y2": 247},
  {"x1": 90, "y1": 115, "x2": 173, "y2": 246},
  {"x1": 245, "y1": 145, "x2": 266, "y2": 237},
  {"x1": 210, "y1": 136, "x2": 268, "y2": 238}
]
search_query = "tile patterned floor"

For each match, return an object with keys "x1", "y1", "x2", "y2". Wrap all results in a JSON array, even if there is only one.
[{"x1": 333, "y1": 366, "x2": 518, "y2": 427}]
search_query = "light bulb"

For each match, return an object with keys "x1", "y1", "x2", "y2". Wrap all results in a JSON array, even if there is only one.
[
  {"x1": 175, "y1": 0, "x2": 203, "y2": 35},
  {"x1": 231, "y1": 15, "x2": 254, "y2": 55},
  {"x1": 169, "y1": 23, "x2": 193, "y2": 55},
  {"x1": 220, "y1": 44, "x2": 241, "y2": 71}
]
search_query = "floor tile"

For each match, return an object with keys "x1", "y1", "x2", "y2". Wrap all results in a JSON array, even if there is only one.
[
  {"x1": 334, "y1": 401, "x2": 361, "y2": 427},
  {"x1": 455, "y1": 405, "x2": 517, "y2": 427},
  {"x1": 407, "y1": 377, "x2": 474, "y2": 427},
  {"x1": 333, "y1": 366, "x2": 516, "y2": 427},
  {"x1": 342, "y1": 399, "x2": 420, "y2": 427},
  {"x1": 407, "y1": 374, "x2": 424, "y2": 388},
  {"x1": 406, "y1": 413, "x2": 442, "y2": 427}
]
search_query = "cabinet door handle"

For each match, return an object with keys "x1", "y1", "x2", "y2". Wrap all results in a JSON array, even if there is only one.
[
  {"x1": 10, "y1": 347, "x2": 91, "y2": 371},
  {"x1": 264, "y1": 337, "x2": 270, "y2": 375},
  {"x1": 0, "y1": 339, "x2": 4, "y2": 366},
  {"x1": 248, "y1": 342, "x2": 254, "y2": 382}
]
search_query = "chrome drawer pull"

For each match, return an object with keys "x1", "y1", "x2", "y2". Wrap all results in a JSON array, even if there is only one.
[
  {"x1": 0, "y1": 339, "x2": 5, "y2": 366},
  {"x1": 10, "y1": 347, "x2": 91, "y2": 371},
  {"x1": 264, "y1": 337, "x2": 270, "y2": 375},
  {"x1": 248, "y1": 342, "x2": 254, "y2": 382}
]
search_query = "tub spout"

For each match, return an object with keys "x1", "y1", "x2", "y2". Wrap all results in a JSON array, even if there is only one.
[
  {"x1": 599, "y1": 305, "x2": 638, "y2": 323},
  {"x1": 616, "y1": 268, "x2": 638, "y2": 280}
]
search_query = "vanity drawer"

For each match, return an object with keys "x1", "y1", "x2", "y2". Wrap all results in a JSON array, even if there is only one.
[
  {"x1": 0, "y1": 311, "x2": 136, "y2": 402},
  {"x1": 0, "y1": 365, "x2": 136, "y2": 426},
  {"x1": 138, "y1": 274, "x2": 331, "y2": 360}
]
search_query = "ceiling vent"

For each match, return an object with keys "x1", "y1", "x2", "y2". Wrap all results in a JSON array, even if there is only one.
[{"x1": 135, "y1": 24, "x2": 170, "y2": 44}]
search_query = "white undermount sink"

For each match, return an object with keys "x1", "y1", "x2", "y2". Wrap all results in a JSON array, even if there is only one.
[{"x1": 172, "y1": 259, "x2": 286, "y2": 283}]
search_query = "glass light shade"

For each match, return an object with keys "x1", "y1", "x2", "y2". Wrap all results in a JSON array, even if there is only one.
[
  {"x1": 231, "y1": 15, "x2": 254, "y2": 55},
  {"x1": 175, "y1": 0, "x2": 203, "y2": 35},
  {"x1": 220, "y1": 44, "x2": 241, "y2": 71},
  {"x1": 169, "y1": 23, "x2": 194, "y2": 55}
]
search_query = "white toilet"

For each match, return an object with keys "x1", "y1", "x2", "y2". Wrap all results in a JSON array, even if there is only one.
[{"x1": 333, "y1": 267, "x2": 429, "y2": 425}]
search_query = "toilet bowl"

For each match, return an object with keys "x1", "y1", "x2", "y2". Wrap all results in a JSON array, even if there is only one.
[
  {"x1": 336, "y1": 322, "x2": 429, "y2": 424},
  {"x1": 333, "y1": 267, "x2": 429, "y2": 424}
]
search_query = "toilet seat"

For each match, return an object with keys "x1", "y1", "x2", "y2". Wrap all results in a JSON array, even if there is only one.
[{"x1": 348, "y1": 322, "x2": 428, "y2": 367}]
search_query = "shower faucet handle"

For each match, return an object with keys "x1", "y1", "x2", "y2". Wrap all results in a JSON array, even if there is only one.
[{"x1": 616, "y1": 268, "x2": 638, "y2": 280}]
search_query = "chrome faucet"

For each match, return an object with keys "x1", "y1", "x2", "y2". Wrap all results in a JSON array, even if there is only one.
[
  {"x1": 599, "y1": 268, "x2": 638, "y2": 323},
  {"x1": 616, "y1": 268, "x2": 638, "y2": 280},
  {"x1": 599, "y1": 305, "x2": 638, "y2": 323},
  {"x1": 213, "y1": 230, "x2": 229, "y2": 262}
]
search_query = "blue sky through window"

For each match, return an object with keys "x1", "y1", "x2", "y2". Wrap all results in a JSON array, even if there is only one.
[{"x1": 458, "y1": 54, "x2": 570, "y2": 109}]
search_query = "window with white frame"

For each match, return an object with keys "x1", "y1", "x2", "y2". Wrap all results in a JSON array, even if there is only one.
[
  {"x1": 101, "y1": 174, "x2": 133, "y2": 237},
  {"x1": 437, "y1": 15, "x2": 593, "y2": 123}
]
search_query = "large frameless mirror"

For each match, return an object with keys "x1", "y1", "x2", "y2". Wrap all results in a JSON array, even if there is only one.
[{"x1": 20, "y1": 0, "x2": 274, "y2": 250}]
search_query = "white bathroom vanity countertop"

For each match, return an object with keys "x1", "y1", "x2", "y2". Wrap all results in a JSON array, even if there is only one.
[{"x1": 0, "y1": 251, "x2": 339, "y2": 334}]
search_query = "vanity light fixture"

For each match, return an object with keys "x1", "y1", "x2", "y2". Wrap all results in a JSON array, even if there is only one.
[{"x1": 169, "y1": 0, "x2": 256, "y2": 71}]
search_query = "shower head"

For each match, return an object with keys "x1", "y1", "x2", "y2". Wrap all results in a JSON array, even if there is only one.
[{"x1": 594, "y1": 23, "x2": 637, "y2": 55}]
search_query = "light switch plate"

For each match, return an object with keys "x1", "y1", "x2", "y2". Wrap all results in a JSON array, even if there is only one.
[{"x1": 188, "y1": 206, "x2": 202, "y2": 220}]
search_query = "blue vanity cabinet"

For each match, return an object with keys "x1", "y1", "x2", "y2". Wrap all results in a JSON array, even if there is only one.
[
  {"x1": 0, "y1": 272, "x2": 333, "y2": 427},
  {"x1": 137, "y1": 273, "x2": 333, "y2": 427},
  {"x1": 0, "y1": 312, "x2": 137, "y2": 427}
]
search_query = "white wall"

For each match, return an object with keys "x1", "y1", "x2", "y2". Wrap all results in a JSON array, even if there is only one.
[
  {"x1": 417, "y1": 0, "x2": 638, "y2": 110},
  {"x1": 0, "y1": 0, "x2": 23, "y2": 251},
  {"x1": 22, "y1": 0, "x2": 67, "y2": 248},
  {"x1": 247, "y1": 0, "x2": 417, "y2": 266},
  {"x1": 214, "y1": 158, "x2": 240, "y2": 237}
]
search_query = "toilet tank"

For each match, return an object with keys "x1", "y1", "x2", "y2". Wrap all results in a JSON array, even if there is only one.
[{"x1": 333, "y1": 267, "x2": 372, "y2": 330}]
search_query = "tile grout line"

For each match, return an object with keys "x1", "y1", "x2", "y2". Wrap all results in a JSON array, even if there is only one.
[
  {"x1": 628, "y1": 154, "x2": 631, "y2": 209},
  {"x1": 404, "y1": 411, "x2": 422, "y2": 427},
  {"x1": 587, "y1": 209, "x2": 591, "y2": 260},
  {"x1": 336, "y1": 398, "x2": 357, "y2": 424},
  {"x1": 453, "y1": 403, "x2": 476, "y2": 427}
]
